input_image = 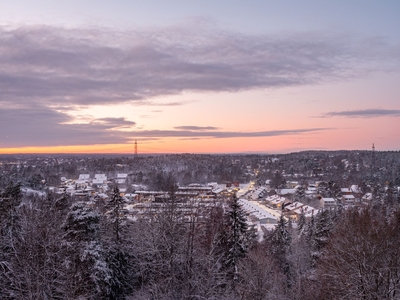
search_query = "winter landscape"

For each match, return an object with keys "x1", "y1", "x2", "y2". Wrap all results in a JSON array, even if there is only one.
[
  {"x1": 1, "y1": 150, "x2": 400, "y2": 299},
  {"x1": 1, "y1": 1, "x2": 400, "y2": 299}
]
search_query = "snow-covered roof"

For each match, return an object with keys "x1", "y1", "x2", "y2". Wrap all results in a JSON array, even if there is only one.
[
  {"x1": 293, "y1": 205, "x2": 319, "y2": 218},
  {"x1": 285, "y1": 201, "x2": 304, "y2": 211},
  {"x1": 78, "y1": 174, "x2": 90, "y2": 180},
  {"x1": 117, "y1": 174, "x2": 128, "y2": 178},
  {"x1": 212, "y1": 188, "x2": 224, "y2": 194},
  {"x1": 323, "y1": 197, "x2": 335, "y2": 202},
  {"x1": 239, "y1": 199, "x2": 277, "y2": 222},
  {"x1": 278, "y1": 188, "x2": 296, "y2": 195},
  {"x1": 265, "y1": 194, "x2": 287, "y2": 204},
  {"x1": 350, "y1": 185, "x2": 361, "y2": 193},
  {"x1": 178, "y1": 186, "x2": 212, "y2": 191},
  {"x1": 362, "y1": 193, "x2": 373, "y2": 200},
  {"x1": 97, "y1": 193, "x2": 109, "y2": 199},
  {"x1": 92, "y1": 179, "x2": 105, "y2": 184}
]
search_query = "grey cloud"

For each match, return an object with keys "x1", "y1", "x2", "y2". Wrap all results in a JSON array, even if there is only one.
[
  {"x1": 0, "y1": 107, "x2": 135, "y2": 147},
  {"x1": 0, "y1": 24, "x2": 397, "y2": 107},
  {"x1": 129, "y1": 100, "x2": 191, "y2": 106},
  {"x1": 123, "y1": 128, "x2": 330, "y2": 139},
  {"x1": 174, "y1": 126, "x2": 220, "y2": 131},
  {"x1": 93, "y1": 117, "x2": 136, "y2": 127},
  {"x1": 322, "y1": 109, "x2": 400, "y2": 118}
]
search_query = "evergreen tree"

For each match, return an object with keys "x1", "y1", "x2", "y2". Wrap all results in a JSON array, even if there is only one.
[
  {"x1": 294, "y1": 185, "x2": 305, "y2": 203},
  {"x1": 266, "y1": 215, "x2": 292, "y2": 274},
  {"x1": 314, "y1": 210, "x2": 333, "y2": 250},
  {"x1": 310, "y1": 210, "x2": 333, "y2": 264},
  {"x1": 304, "y1": 214, "x2": 315, "y2": 250},
  {"x1": 62, "y1": 202, "x2": 112, "y2": 299},
  {"x1": 297, "y1": 209, "x2": 306, "y2": 236},
  {"x1": 224, "y1": 194, "x2": 250, "y2": 280},
  {"x1": 107, "y1": 186, "x2": 126, "y2": 243},
  {"x1": 104, "y1": 186, "x2": 134, "y2": 299}
]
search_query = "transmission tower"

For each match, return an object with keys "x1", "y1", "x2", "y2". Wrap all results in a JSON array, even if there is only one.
[
  {"x1": 134, "y1": 139, "x2": 138, "y2": 159},
  {"x1": 372, "y1": 143, "x2": 375, "y2": 168}
]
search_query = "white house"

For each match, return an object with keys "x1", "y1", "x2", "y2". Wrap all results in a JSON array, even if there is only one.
[{"x1": 321, "y1": 197, "x2": 337, "y2": 209}]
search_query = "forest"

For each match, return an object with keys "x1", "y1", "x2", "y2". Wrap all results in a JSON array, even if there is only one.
[
  {"x1": 1, "y1": 151, "x2": 400, "y2": 299},
  {"x1": 1, "y1": 182, "x2": 400, "y2": 299}
]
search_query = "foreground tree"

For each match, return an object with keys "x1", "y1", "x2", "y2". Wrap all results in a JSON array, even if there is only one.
[
  {"x1": 104, "y1": 186, "x2": 135, "y2": 299},
  {"x1": 62, "y1": 202, "x2": 112, "y2": 299},
  {"x1": 236, "y1": 244, "x2": 286, "y2": 300},
  {"x1": 0, "y1": 182, "x2": 23, "y2": 297},
  {"x1": 266, "y1": 215, "x2": 292, "y2": 273},
  {"x1": 318, "y1": 207, "x2": 400, "y2": 299},
  {"x1": 223, "y1": 194, "x2": 251, "y2": 282}
]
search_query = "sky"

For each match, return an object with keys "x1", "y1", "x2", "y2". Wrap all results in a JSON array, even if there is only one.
[{"x1": 1, "y1": 0, "x2": 400, "y2": 154}]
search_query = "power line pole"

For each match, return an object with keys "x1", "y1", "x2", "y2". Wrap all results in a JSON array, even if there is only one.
[{"x1": 372, "y1": 143, "x2": 375, "y2": 168}]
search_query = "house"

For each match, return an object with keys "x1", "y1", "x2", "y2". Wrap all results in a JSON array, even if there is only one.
[
  {"x1": 293, "y1": 205, "x2": 320, "y2": 220},
  {"x1": 265, "y1": 179, "x2": 272, "y2": 188},
  {"x1": 361, "y1": 193, "x2": 373, "y2": 205},
  {"x1": 251, "y1": 187, "x2": 267, "y2": 200},
  {"x1": 284, "y1": 201, "x2": 304, "y2": 212},
  {"x1": 265, "y1": 194, "x2": 289, "y2": 209},
  {"x1": 277, "y1": 188, "x2": 296, "y2": 196},
  {"x1": 350, "y1": 185, "x2": 362, "y2": 194},
  {"x1": 321, "y1": 197, "x2": 337, "y2": 209},
  {"x1": 343, "y1": 194, "x2": 355, "y2": 206},
  {"x1": 286, "y1": 181, "x2": 299, "y2": 189},
  {"x1": 238, "y1": 199, "x2": 277, "y2": 225},
  {"x1": 124, "y1": 193, "x2": 139, "y2": 201},
  {"x1": 116, "y1": 173, "x2": 128, "y2": 184},
  {"x1": 78, "y1": 174, "x2": 90, "y2": 181},
  {"x1": 341, "y1": 187, "x2": 352, "y2": 195},
  {"x1": 93, "y1": 174, "x2": 107, "y2": 185}
]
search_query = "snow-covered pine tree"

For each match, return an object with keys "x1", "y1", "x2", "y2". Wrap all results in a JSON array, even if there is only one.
[
  {"x1": 294, "y1": 185, "x2": 305, "y2": 203},
  {"x1": 266, "y1": 215, "x2": 292, "y2": 274},
  {"x1": 304, "y1": 213, "x2": 315, "y2": 251},
  {"x1": 314, "y1": 210, "x2": 333, "y2": 248},
  {"x1": 62, "y1": 202, "x2": 112, "y2": 299},
  {"x1": 107, "y1": 186, "x2": 126, "y2": 243},
  {"x1": 224, "y1": 194, "x2": 250, "y2": 280},
  {"x1": 104, "y1": 186, "x2": 134, "y2": 299},
  {"x1": 310, "y1": 210, "x2": 333, "y2": 264},
  {"x1": 297, "y1": 209, "x2": 306, "y2": 236}
]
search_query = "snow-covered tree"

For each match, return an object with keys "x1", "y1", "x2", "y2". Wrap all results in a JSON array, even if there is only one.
[
  {"x1": 104, "y1": 186, "x2": 135, "y2": 299},
  {"x1": 294, "y1": 185, "x2": 306, "y2": 203},
  {"x1": 297, "y1": 210, "x2": 306, "y2": 236},
  {"x1": 223, "y1": 194, "x2": 250, "y2": 280},
  {"x1": 318, "y1": 208, "x2": 400, "y2": 299},
  {"x1": 0, "y1": 182, "x2": 23, "y2": 294},
  {"x1": 266, "y1": 215, "x2": 292, "y2": 272},
  {"x1": 314, "y1": 211, "x2": 333, "y2": 249},
  {"x1": 62, "y1": 202, "x2": 112, "y2": 299}
]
